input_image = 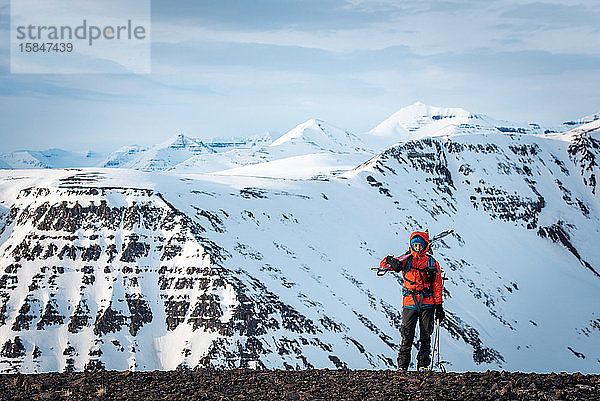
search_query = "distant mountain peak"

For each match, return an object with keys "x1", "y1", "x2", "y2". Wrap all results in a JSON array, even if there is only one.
[
  {"x1": 395, "y1": 101, "x2": 473, "y2": 118},
  {"x1": 0, "y1": 148, "x2": 105, "y2": 170},
  {"x1": 170, "y1": 133, "x2": 192, "y2": 148},
  {"x1": 3, "y1": 105, "x2": 597, "y2": 173},
  {"x1": 157, "y1": 133, "x2": 213, "y2": 152},
  {"x1": 101, "y1": 132, "x2": 216, "y2": 171},
  {"x1": 363, "y1": 102, "x2": 479, "y2": 149},
  {"x1": 269, "y1": 119, "x2": 368, "y2": 154},
  {"x1": 562, "y1": 112, "x2": 600, "y2": 127}
]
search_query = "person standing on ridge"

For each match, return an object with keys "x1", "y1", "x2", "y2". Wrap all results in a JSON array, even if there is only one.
[{"x1": 382, "y1": 231, "x2": 445, "y2": 371}]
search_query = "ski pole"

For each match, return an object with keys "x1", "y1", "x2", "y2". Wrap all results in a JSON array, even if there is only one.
[
  {"x1": 430, "y1": 318, "x2": 439, "y2": 371},
  {"x1": 434, "y1": 319, "x2": 446, "y2": 373},
  {"x1": 435, "y1": 319, "x2": 440, "y2": 371}
]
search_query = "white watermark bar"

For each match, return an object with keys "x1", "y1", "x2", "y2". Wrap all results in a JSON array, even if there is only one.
[{"x1": 11, "y1": 0, "x2": 151, "y2": 74}]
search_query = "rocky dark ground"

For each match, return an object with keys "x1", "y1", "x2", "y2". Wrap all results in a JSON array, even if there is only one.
[{"x1": 1, "y1": 369, "x2": 599, "y2": 401}]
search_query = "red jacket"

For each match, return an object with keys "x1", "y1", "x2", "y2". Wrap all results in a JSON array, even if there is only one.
[{"x1": 387, "y1": 231, "x2": 443, "y2": 309}]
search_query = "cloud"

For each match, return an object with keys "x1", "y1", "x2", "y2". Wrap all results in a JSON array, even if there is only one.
[
  {"x1": 152, "y1": 0, "x2": 393, "y2": 31},
  {"x1": 0, "y1": 77, "x2": 128, "y2": 101},
  {"x1": 428, "y1": 49, "x2": 600, "y2": 76},
  {"x1": 151, "y1": 39, "x2": 600, "y2": 81},
  {"x1": 1, "y1": 0, "x2": 599, "y2": 152},
  {"x1": 0, "y1": 72, "x2": 216, "y2": 105},
  {"x1": 0, "y1": 4, "x2": 9, "y2": 56},
  {"x1": 151, "y1": 41, "x2": 415, "y2": 75},
  {"x1": 149, "y1": 0, "x2": 600, "y2": 57},
  {"x1": 500, "y1": 2, "x2": 600, "y2": 28}
]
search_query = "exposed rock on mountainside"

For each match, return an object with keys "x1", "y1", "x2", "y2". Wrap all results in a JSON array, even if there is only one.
[
  {"x1": 1, "y1": 185, "x2": 386, "y2": 373},
  {"x1": 568, "y1": 129, "x2": 599, "y2": 195}
]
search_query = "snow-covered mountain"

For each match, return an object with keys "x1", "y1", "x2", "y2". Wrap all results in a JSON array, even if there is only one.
[
  {"x1": 172, "y1": 119, "x2": 374, "y2": 179},
  {"x1": 102, "y1": 134, "x2": 216, "y2": 171},
  {"x1": 562, "y1": 112, "x2": 600, "y2": 127},
  {"x1": 0, "y1": 149, "x2": 104, "y2": 169},
  {"x1": 0, "y1": 104, "x2": 598, "y2": 374},
  {"x1": 103, "y1": 133, "x2": 278, "y2": 172},
  {"x1": 364, "y1": 102, "x2": 574, "y2": 150},
  {"x1": 202, "y1": 133, "x2": 273, "y2": 151},
  {"x1": 2, "y1": 104, "x2": 585, "y2": 175},
  {"x1": 269, "y1": 119, "x2": 369, "y2": 154}
]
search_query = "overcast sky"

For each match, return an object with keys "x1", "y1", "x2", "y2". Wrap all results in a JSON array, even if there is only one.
[{"x1": 1, "y1": 0, "x2": 600, "y2": 152}]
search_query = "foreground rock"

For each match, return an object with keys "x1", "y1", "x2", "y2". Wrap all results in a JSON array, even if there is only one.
[{"x1": 0, "y1": 370, "x2": 598, "y2": 401}]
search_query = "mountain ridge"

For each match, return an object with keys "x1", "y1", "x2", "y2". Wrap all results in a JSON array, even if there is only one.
[{"x1": 2, "y1": 103, "x2": 597, "y2": 173}]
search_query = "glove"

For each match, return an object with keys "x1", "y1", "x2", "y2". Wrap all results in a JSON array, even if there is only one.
[
  {"x1": 384, "y1": 256, "x2": 400, "y2": 271},
  {"x1": 435, "y1": 305, "x2": 445, "y2": 321}
]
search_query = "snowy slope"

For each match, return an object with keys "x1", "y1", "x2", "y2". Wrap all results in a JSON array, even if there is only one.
[
  {"x1": 543, "y1": 118, "x2": 600, "y2": 142},
  {"x1": 0, "y1": 149, "x2": 104, "y2": 169},
  {"x1": 212, "y1": 153, "x2": 371, "y2": 180},
  {"x1": 0, "y1": 118, "x2": 598, "y2": 374},
  {"x1": 169, "y1": 147, "x2": 267, "y2": 174}
]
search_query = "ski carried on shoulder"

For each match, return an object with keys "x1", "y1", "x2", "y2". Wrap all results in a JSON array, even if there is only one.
[
  {"x1": 371, "y1": 229, "x2": 454, "y2": 276},
  {"x1": 429, "y1": 229, "x2": 454, "y2": 243}
]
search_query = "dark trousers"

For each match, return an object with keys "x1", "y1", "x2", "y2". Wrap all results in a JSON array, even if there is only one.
[{"x1": 398, "y1": 307, "x2": 434, "y2": 369}]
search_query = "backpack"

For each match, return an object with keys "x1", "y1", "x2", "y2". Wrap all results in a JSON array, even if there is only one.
[
  {"x1": 401, "y1": 255, "x2": 437, "y2": 309},
  {"x1": 402, "y1": 254, "x2": 437, "y2": 284}
]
